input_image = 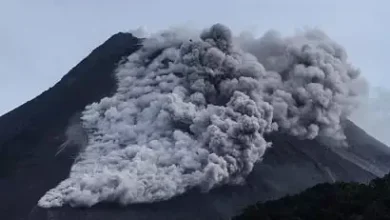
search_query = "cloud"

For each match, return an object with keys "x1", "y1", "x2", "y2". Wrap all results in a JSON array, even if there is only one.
[{"x1": 38, "y1": 24, "x2": 366, "y2": 208}]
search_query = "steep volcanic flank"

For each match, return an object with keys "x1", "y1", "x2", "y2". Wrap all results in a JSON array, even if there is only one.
[
  {"x1": 0, "y1": 24, "x2": 390, "y2": 220},
  {"x1": 0, "y1": 33, "x2": 142, "y2": 220}
]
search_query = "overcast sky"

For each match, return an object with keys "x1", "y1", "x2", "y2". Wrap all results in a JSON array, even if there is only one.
[{"x1": 0, "y1": 0, "x2": 388, "y2": 115}]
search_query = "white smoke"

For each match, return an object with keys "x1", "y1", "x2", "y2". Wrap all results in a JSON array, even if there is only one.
[
  {"x1": 55, "y1": 113, "x2": 88, "y2": 156},
  {"x1": 38, "y1": 24, "x2": 366, "y2": 208},
  {"x1": 128, "y1": 26, "x2": 149, "y2": 38}
]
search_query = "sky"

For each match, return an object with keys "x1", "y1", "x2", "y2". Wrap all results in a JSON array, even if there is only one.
[{"x1": 0, "y1": 0, "x2": 388, "y2": 116}]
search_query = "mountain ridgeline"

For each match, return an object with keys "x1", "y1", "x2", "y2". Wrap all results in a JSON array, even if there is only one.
[
  {"x1": 1, "y1": 28, "x2": 390, "y2": 220},
  {"x1": 0, "y1": 33, "x2": 142, "y2": 220}
]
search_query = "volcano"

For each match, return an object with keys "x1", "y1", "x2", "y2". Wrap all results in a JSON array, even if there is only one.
[{"x1": 1, "y1": 27, "x2": 390, "y2": 220}]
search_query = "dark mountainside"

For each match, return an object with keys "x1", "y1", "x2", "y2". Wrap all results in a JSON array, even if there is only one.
[
  {"x1": 0, "y1": 33, "x2": 142, "y2": 220},
  {"x1": 234, "y1": 173, "x2": 390, "y2": 220},
  {"x1": 1, "y1": 33, "x2": 390, "y2": 220}
]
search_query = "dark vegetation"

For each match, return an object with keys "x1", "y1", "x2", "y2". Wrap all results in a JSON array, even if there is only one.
[{"x1": 234, "y1": 173, "x2": 390, "y2": 220}]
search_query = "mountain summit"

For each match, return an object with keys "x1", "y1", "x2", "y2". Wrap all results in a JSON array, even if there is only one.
[{"x1": 1, "y1": 25, "x2": 390, "y2": 220}]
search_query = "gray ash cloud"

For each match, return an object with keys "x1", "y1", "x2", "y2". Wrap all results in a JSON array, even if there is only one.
[{"x1": 38, "y1": 24, "x2": 366, "y2": 208}]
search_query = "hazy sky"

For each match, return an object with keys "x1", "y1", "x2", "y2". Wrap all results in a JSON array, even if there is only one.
[{"x1": 0, "y1": 0, "x2": 388, "y2": 115}]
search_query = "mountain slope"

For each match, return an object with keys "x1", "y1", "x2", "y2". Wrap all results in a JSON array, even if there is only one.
[
  {"x1": 0, "y1": 33, "x2": 389, "y2": 220},
  {"x1": 0, "y1": 33, "x2": 141, "y2": 220}
]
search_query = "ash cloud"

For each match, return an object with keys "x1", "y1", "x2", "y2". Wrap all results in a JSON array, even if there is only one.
[
  {"x1": 55, "y1": 113, "x2": 88, "y2": 156},
  {"x1": 236, "y1": 29, "x2": 364, "y2": 141},
  {"x1": 38, "y1": 24, "x2": 366, "y2": 208}
]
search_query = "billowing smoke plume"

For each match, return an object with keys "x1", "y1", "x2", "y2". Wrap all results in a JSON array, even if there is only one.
[
  {"x1": 237, "y1": 29, "x2": 364, "y2": 141},
  {"x1": 38, "y1": 24, "x2": 365, "y2": 208}
]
